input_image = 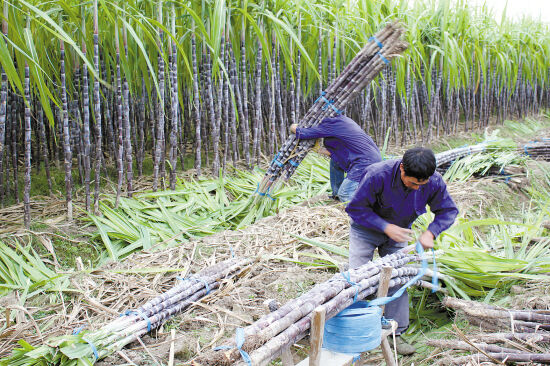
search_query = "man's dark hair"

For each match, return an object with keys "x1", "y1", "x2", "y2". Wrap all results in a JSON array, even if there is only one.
[{"x1": 402, "y1": 147, "x2": 436, "y2": 180}]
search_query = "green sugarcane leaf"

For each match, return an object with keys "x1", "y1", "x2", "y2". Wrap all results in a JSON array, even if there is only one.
[
  {"x1": 287, "y1": 233, "x2": 349, "y2": 257},
  {"x1": 89, "y1": 216, "x2": 118, "y2": 261}
]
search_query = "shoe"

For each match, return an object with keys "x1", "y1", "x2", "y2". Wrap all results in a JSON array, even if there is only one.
[{"x1": 388, "y1": 335, "x2": 416, "y2": 355}]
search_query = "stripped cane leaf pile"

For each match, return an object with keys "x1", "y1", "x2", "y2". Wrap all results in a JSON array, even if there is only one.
[
  {"x1": 0, "y1": 257, "x2": 252, "y2": 366},
  {"x1": 90, "y1": 154, "x2": 330, "y2": 262}
]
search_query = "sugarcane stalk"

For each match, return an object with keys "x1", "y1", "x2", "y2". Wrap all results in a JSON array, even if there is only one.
[
  {"x1": 60, "y1": 40, "x2": 73, "y2": 221},
  {"x1": 240, "y1": 20, "x2": 250, "y2": 169},
  {"x1": 80, "y1": 14, "x2": 91, "y2": 210},
  {"x1": 252, "y1": 33, "x2": 262, "y2": 167},
  {"x1": 191, "y1": 30, "x2": 201, "y2": 176},
  {"x1": 122, "y1": 21, "x2": 133, "y2": 197},
  {"x1": 114, "y1": 23, "x2": 124, "y2": 207},
  {"x1": 168, "y1": 4, "x2": 178, "y2": 189},
  {"x1": 222, "y1": 32, "x2": 230, "y2": 173},
  {"x1": 204, "y1": 46, "x2": 218, "y2": 176},
  {"x1": 227, "y1": 30, "x2": 239, "y2": 165},
  {"x1": 92, "y1": 0, "x2": 102, "y2": 215},
  {"x1": 153, "y1": 1, "x2": 165, "y2": 191},
  {"x1": 23, "y1": 60, "x2": 31, "y2": 228},
  {"x1": 0, "y1": 2, "x2": 7, "y2": 205}
]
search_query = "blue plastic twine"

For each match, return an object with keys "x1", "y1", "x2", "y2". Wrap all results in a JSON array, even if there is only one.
[
  {"x1": 323, "y1": 303, "x2": 382, "y2": 354},
  {"x1": 82, "y1": 336, "x2": 99, "y2": 361},
  {"x1": 271, "y1": 152, "x2": 284, "y2": 168},
  {"x1": 214, "y1": 328, "x2": 252, "y2": 366},
  {"x1": 341, "y1": 271, "x2": 360, "y2": 303},
  {"x1": 177, "y1": 276, "x2": 211, "y2": 295},
  {"x1": 430, "y1": 247, "x2": 438, "y2": 293},
  {"x1": 122, "y1": 309, "x2": 152, "y2": 332},
  {"x1": 314, "y1": 91, "x2": 344, "y2": 115},
  {"x1": 72, "y1": 326, "x2": 84, "y2": 335},
  {"x1": 288, "y1": 159, "x2": 299, "y2": 167},
  {"x1": 366, "y1": 241, "x2": 430, "y2": 307},
  {"x1": 377, "y1": 52, "x2": 390, "y2": 64},
  {"x1": 369, "y1": 36, "x2": 384, "y2": 49}
]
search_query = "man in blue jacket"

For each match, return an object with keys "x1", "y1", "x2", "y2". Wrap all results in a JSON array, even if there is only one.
[
  {"x1": 290, "y1": 116, "x2": 381, "y2": 201},
  {"x1": 345, "y1": 147, "x2": 458, "y2": 355}
]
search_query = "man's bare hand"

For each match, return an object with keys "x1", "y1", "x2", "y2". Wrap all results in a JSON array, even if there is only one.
[
  {"x1": 290, "y1": 123, "x2": 298, "y2": 134},
  {"x1": 383, "y1": 224, "x2": 413, "y2": 243},
  {"x1": 418, "y1": 230, "x2": 435, "y2": 250}
]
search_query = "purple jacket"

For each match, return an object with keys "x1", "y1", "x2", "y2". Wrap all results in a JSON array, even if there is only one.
[
  {"x1": 295, "y1": 116, "x2": 381, "y2": 182},
  {"x1": 345, "y1": 159, "x2": 458, "y2": 238}
]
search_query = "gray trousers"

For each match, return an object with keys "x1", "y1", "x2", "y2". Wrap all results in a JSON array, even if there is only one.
[{"x1": 349, "y1": 223, "x2": 409, "y2": 334}]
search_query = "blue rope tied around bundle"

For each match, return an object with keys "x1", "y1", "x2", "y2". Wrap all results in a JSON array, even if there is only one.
[
  {"x1": 121, "y1": 309, "x2": 152, "y2": 332},
  {"x1": 257, "y1": 186, "x2": 276, "y2": 201},
  {"x1": 177, "y1": 276, "x2": 211, "y2": 295},
  {"x1": 524, "y1": 145, "x2": 530, "y2": 156},
  {"x1": 377, "y1": 52, "x2": 390, "y2": 64},
  {"x1": 366, "y1": 241, "x2": 434, "y2": 307},
  {"x1": 288, "y1": 159, "x2": 299, "y2": 167},
  {"x1": 314, "y1": 91, "x2": 343, "y2": 115},
  {"x1": 82, "y1": 336, "x2": 99, "y2": 361},
  {"x1": 72, "y1": 325, "x2": 99, "y2": 360},
  {"x1": 369, "y1": 36, "x2": 384, "y2": 49},
  {"x1": 341, "y1": 271, "x2": 360, "y2": 303},
  {"x1": 271, "y1": 152, "x2": 284, "y2": 167},
  {"x1": 214, "y1": 328, "x2": 252, "y2": 366}
]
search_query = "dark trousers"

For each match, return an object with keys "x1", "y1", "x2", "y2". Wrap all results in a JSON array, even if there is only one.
[{"x1": 349, "y1": 223, "x2": 409, "y2": 334}]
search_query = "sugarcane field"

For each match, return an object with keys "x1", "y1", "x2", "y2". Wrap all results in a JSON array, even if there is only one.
[{"x1": 1, "y1": 0, "x2": 550, "y2": 364}]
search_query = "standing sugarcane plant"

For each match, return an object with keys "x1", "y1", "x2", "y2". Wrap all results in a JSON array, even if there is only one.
[
  {"x1": 153, "y1": 1, "x2": 165, "y2": 191},
  {"x1": 115, "y1": 23, "x2": 124, "y2": 207},
  {"x1": 60, "y1": 40, "x2": 73, "y2": 221},
  {"x1": 23, "y1": 60, "x2": 31, "y2": 228},
  {"x1": 122, "y1": 22, "x2": 133, "y2": 197},
  {"x1": 81, "y1": 10, "x2": 91, "y2": 211},
  {"x1": 92, "y1": 0, "x2": 102, "y2": 215},
  {"x1": 0, "y1": 0, "x2": 546, "y2": 222},
  {"x1": 191, "y1": 30, "x2": 201, "y2": 176},
  {"x1": 0, "y1": 3, "x2": 7, "y2": 206},
  {"x1": 168, "y1": 4, "x2": 178, "y2": 190}
]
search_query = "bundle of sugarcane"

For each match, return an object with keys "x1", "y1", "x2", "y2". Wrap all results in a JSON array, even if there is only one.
[
  {"x1": 442, "y1": 297, "x2": 550, "y2": 333},
  {"x1": 435, "y1": 143, "x2": 487, "y2": 167},
  {"x1": 193, "y1": 246, "x2": 436, "y2": 366},
  {"x1": 427, "y1": 297, "x2": 550, "y2": 364},
  {"x1": 0, "y1": 257, "x2": 253, "y2": 366},
  {"x1": 257, "y1": 21, "x2": 408, "y2": 196},
  {"x1": 522, "y1": 138, "x2": 550, "y2": 160}
]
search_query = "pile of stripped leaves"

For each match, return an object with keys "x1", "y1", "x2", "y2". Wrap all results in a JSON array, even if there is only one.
[{"x1": 90, "y1": 154, "x2": 331, "y2": 262}]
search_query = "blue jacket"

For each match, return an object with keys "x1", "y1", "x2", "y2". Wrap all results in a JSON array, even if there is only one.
[
  {"x1": 295, "y1": 116, "x2": 381, "y2": 182},
  {"x1": 345, "y1": 159, "x2": 458, "y2": 238}
]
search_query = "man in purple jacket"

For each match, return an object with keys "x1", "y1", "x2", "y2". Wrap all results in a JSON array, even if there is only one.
[
  {"x1": 290, "y1": 116, "x2": 381, "y2": 201},
  {"x1": 345, "y1": 147, "x2": 458, "y2": 355}
]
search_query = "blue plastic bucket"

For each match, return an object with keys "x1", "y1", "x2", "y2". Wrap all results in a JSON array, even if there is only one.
[{"x1": 322, "y1": 301, "x2": 382, "y2": 354}]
